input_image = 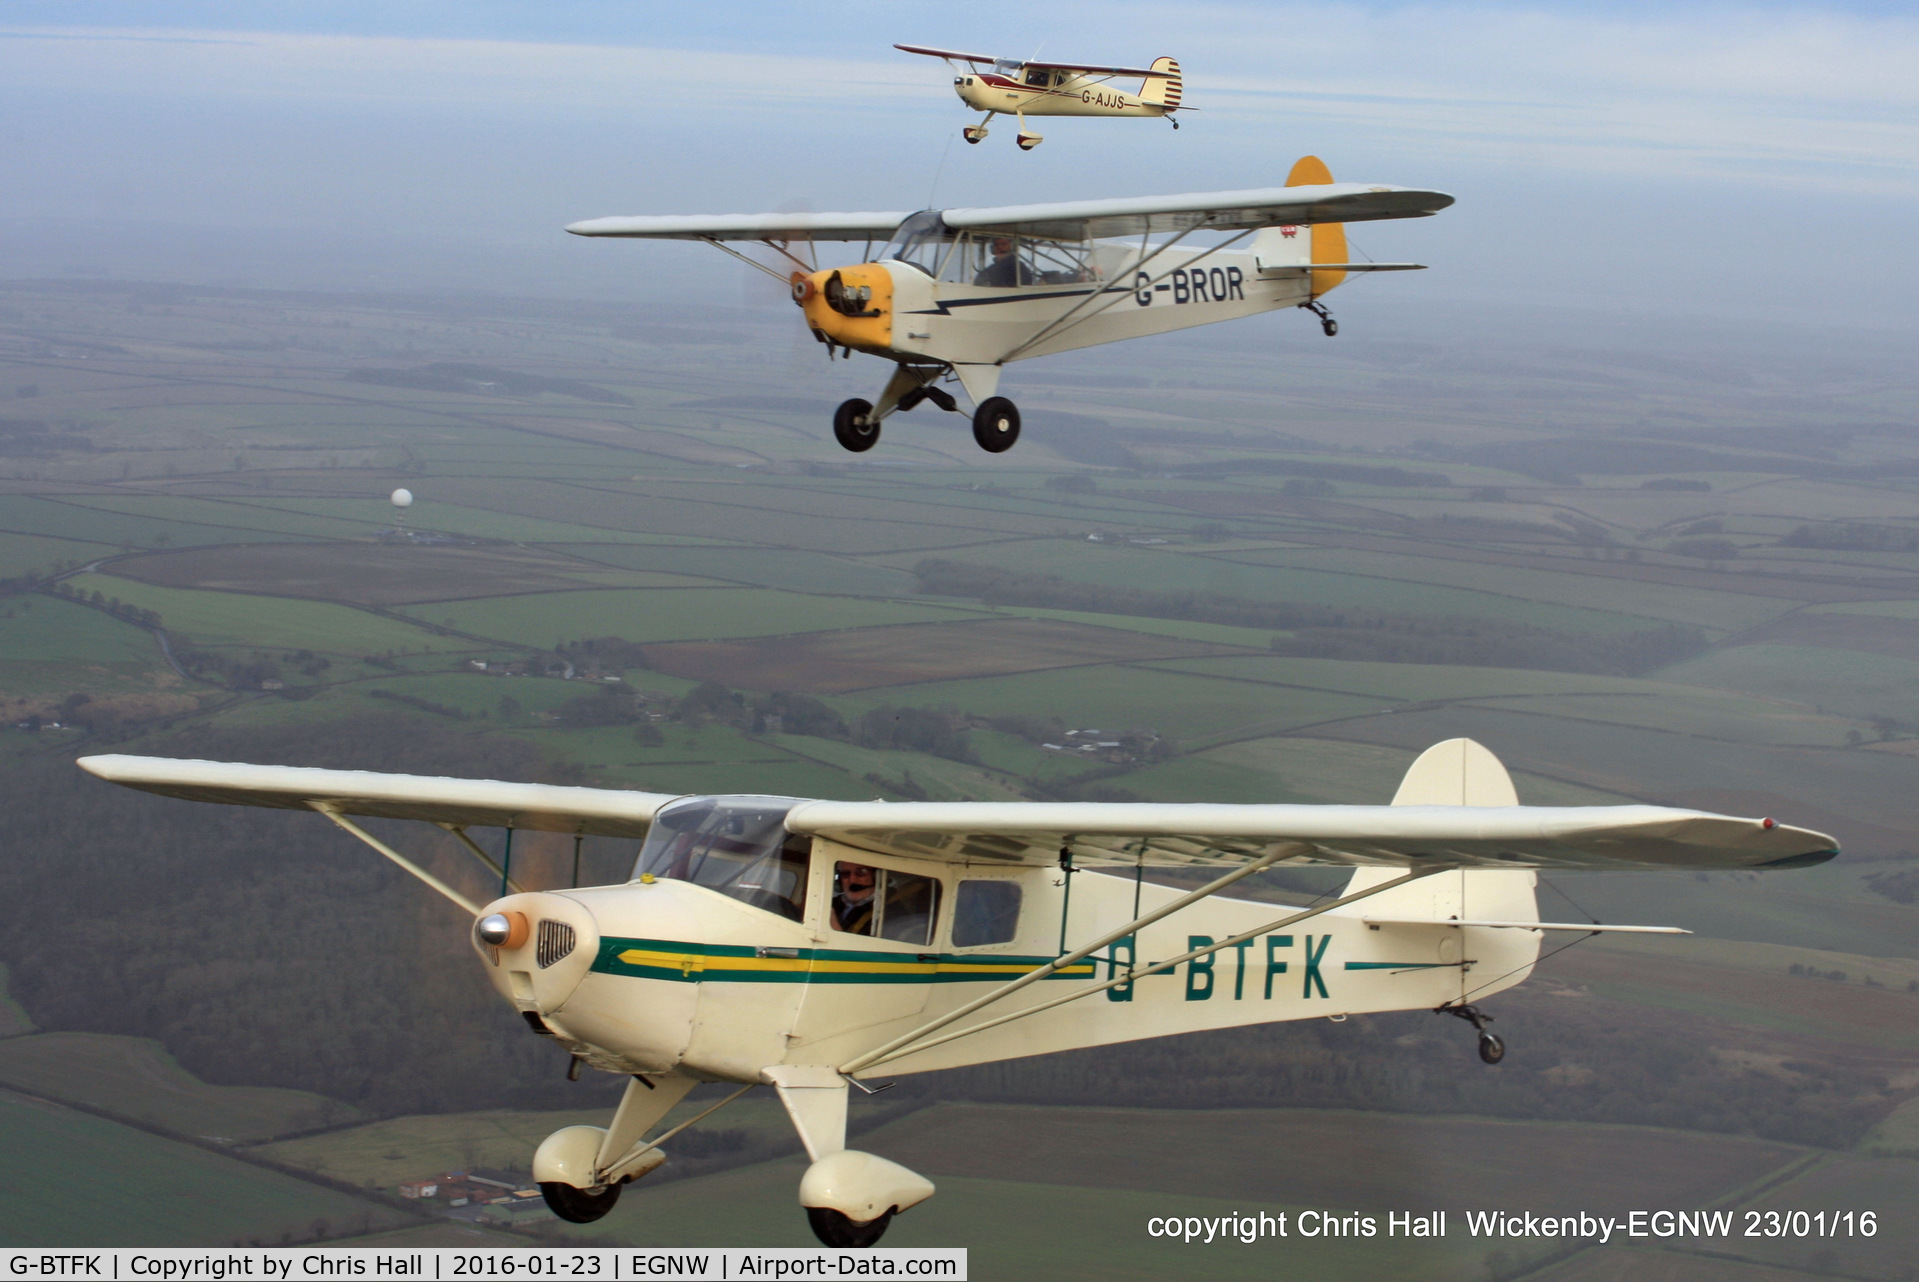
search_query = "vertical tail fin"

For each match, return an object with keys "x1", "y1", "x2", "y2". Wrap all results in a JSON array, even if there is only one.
[
  {"x1": 1140, "y1": 57, "x2": 1182, "y2": 110},
  {"x1": 1286, "y1": 155, "x2": 1347, "y2": 298},
  {"x1": 1344, "y1": 740, "x2": 1541, "y2": 1002}
]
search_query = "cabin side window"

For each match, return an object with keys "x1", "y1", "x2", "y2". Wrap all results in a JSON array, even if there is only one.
[
  {"x1": 633, "y1": 796, "x2": 810, "y2": 922},
  {"x1": 830, "y1": 860, "x2": 942, "y2": 947},
  {"x1": 952, "y1": 880, "x2": 1022, "y2": 947}
]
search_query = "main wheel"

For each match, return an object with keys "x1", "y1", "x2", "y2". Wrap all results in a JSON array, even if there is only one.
[
  {"x1": 833, "y1": 398, "x2": 879, "y2": 453},
  {"x1": 807, "y1": 1206, "x2": 894, "y2": 1248},
  {"x1": 972, "y1": 397, "x2": 1020, "y2": 453},
  {"x1": 541, "y1": 1180, "x2": 621, "y2": 1223},
  {"x1": 1477, "y1": 1032, "x2": 1505, "y2": 1065}
]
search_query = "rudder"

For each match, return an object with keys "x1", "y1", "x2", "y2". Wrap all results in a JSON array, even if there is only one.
[
  {"x1": 1140, "y1": 57, "x2": 1183, "y2": 110},
  {"x1": 1286, "y1": 155, "x2": 1347, "y2": 297}
]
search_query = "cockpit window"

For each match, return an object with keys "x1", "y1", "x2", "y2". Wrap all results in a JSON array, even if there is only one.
[
  {"x1": 881, "y1": 210, "x2": 956, "y2": 278},
  {"x1": 634, "y1": 795, "x2": 811, "y2": 922}
]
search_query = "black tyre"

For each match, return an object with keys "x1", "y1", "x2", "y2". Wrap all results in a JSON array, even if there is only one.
[
  {"x1": 833, "y1": 399, "x2": 879, "y2": 453},
  {"x1": 807, "y1": 1206, "x2": 894, "y2": 1248},
  {"x1": 972, "y1": 396, "x2": 1021, "y2": 453},
  {"x1": 1322, "y1": 318, "x2": 1339, "y2": 337},
  {"x1": 1477, "y1": 1032, "x2": 1505, "y2": 1065},
  {"x1": 541, "y1": 1180, "x2": 621, "y2": 1223}
]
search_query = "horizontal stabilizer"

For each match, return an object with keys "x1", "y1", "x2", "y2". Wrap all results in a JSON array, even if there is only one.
[{"x1": 1259, "y1": 262, "x2": 1425, "y2": 273}]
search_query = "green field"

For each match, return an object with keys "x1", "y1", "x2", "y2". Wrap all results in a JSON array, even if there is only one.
[
  {"x1": 1660, "y1": 645, "x2": 1919, "y2": 723},
  {"x1": 0, "y1": 594, "x2": 158, "y2": 665},
  {"x1": 0, "y1": 1088, "x2": 411, "y2": 1247},
  {"x1": 0, "y1": 532, "x2": 117, "y2": 578},
  {"x1": 1234, "y1": 544, "x2": 1795, "y2": 633},
  {"x1": 0, "y1": 1033, "x2": 361, "y2": 1142},
  {"x1": 841, "y1": 663, "x2": 1390, "y2": 746},
  {"x1": 256, "y1": 1095, "x2": 800, "y2": 1190},
  {"x1": 400, "y1": 587, "x2": 980, "y2": 649},
  {"x1": 916, "y1": 539, "x2": 1662, "y2": 634},
  {"x1": 91, "y1": 575, "x2": 472, "y2": 654}
]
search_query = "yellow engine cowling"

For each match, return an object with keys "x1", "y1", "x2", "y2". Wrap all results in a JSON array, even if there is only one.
[{"x1": 796, "y1": 263, "x2": 894, "y2": 352}]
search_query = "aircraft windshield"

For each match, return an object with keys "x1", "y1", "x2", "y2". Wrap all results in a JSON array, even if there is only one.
[
  {"x1": 633, "y1": 795, "x2": 811, "y2": 922},
  {"x1": 881, "y1": 211, "x2": 956, "y2": 278}
]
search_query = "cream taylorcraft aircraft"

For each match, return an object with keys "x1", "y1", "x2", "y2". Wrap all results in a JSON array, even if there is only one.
[
  {"x1": 566, "y1": 156, "x2": 1449, "y2": 454},
  {"x1": 80, "y1": 740, "x2": 1833, "y2": 1246},
  {"x1": 893, "y1": 43, "x2": 1185, "y2": 149}
]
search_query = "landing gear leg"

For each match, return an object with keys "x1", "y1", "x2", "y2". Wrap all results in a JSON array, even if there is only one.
[
  {"x1": 883, "y1": 363, "x2": 958, "y2": 418},
  {"x1": 1015, "y1": 109, "x2": 1043, "y2": 151},
  {"x1": 1302, "y1": 299, "x2": 1338, "y2": 337},
  {"x1": 1437, "y1": 1003, "x2": 1503, "y2": 1064}
]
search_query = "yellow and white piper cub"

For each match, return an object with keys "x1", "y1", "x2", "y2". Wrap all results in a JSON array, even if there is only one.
[
  {"x1": 78, "y1": 740, "x2": 1834, "y2": 1247},
  {"x1": 565, "y1": 156, "x2": 1451, "y2": 455},
  {"x1": 893, "y1": 43, "x2": 1187, "y2": 150}
]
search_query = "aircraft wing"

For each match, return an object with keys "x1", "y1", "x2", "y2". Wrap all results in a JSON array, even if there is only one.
[
  {"x1": 565, "y1": 211, "x2": 910, "y2": 242},
  {"x1": 1024, "y1": 58, "x2": 1170, "y2": 77},
  {"x1": 943, "y1": 182, "x2": 1453, "y2": 240},
  {"x1": 77, "y1": 755, "x2": 676, "y2": 839},
  {"x1": 785, "y1": 800, "x2": 1836, "y2": 872},
  {"x1": 894, "y1": 43, "x2": 1000, "y2": 64}
]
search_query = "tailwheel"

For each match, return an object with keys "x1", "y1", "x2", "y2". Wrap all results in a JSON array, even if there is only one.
[
  {"x1": 972, "y1": 397, "x2": 1020, "y2": 453},
  {"x1": 833, "y1": 398, "x2": 879, "y2": 453},
  {"x1": 1478, "y1": 1032, "x2": 1506, "y2": 1065},
  {"x1": 540, "y1": 1180, "x2": 621, "y2": 1224},
  {"x1": 808, "y1": 1206, "x2": 894, "y2": 1248}
]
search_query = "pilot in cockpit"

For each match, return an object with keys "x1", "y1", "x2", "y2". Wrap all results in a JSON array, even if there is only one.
[{"x1": 974, "y1": 236, "x2": 1037, "y2": 288}]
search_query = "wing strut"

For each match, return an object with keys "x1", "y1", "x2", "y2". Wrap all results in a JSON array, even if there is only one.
[
  {"x1": 697, "y1": 236, "x2": 808, "y2": 282},
  {"x1": 997, "y1": 227, "x2": 1256, "y2": 364},
  {"x1": 844, "y1": 864, "x2": 1446, "y2": 1074},
  {"x1": 311, "y1": 803, "x2": 483, "y2": 915},
  {"x1": 853, "y1": 866, "x2": 1449, "y2": 1072},
  {"x1": 838, "y1": 846, "x2": 1303, "y2": 1074},
  {"x1": 437, "y1": 822, "x2": 525, "y2": 896}
]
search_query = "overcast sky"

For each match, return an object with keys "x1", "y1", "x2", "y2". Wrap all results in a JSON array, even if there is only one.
[{"x1": 3, "y1": 2, "x2": 1914, "y2": 332}]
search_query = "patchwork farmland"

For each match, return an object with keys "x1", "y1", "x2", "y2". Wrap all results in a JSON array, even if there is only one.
[{"x1": 0, "y1": 280, "x2": 1913, "y2": 1274}]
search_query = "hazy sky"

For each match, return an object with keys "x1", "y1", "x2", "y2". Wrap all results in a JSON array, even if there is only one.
[{"x1": 3, "y1": 2, "x2": 1915, "y2": 330}]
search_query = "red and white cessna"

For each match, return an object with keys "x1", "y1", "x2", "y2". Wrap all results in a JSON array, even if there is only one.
[{"x1": 894, "y1": 43, "x2": 1185, "y2": 149}]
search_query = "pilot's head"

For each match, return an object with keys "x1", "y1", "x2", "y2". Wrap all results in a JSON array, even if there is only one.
[
  {"x1": 836, "y1": 861, "x2": 876, "y2": 905},
  {"x1": 990, "y1": 236, "x2": 1014, "y2": 259}
]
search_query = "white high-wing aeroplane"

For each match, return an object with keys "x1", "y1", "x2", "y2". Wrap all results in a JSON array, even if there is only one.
[
  {"x1": 80, "y1": 740, "x2": 1832, "y2": 1246},
  {"x1": 566, "y1": 156, "x2": 1449, "y2": 454},
  {"x1": 893, "y1": 43, "x2": 1185, "y2": 149}
]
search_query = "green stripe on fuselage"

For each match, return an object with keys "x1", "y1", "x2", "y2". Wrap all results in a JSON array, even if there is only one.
[{"x1": 590, "y1": 936, "x2": 1098, "y2": 984}]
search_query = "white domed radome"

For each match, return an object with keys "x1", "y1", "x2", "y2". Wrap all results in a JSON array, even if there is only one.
[{"x1": 390, "y1": 488, "x2": 414, "y2": 509}]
